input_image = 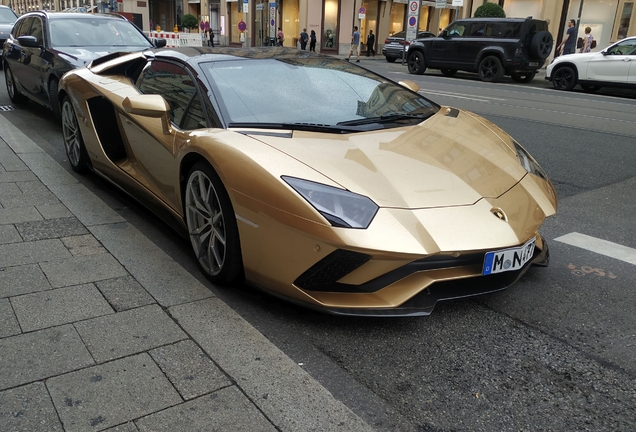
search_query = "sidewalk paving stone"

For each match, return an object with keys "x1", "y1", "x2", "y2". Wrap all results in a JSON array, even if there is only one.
[
  {"x1": 40, "y1": 253, "x2": 128, "y2": 288},
  {"x1": 0, "y1": 147, "x2": 28, "y2": 171},
  {"x1": 0, "y1": 298, "x2": 20, "y2": 338},
  {"x1": 0, "y1": 189, "x2": 61, "y2": 209},
  {"x1": 36, "y1": 203, "x2": 73, "y2": 219},
  {"x1": 46, "y1": 183, "x2": 125, "y2": 226},
  {"x1": 15, "y1": 217, "x2": 89, "y2": 241},
  {"x1": 89, "y1": 223, "x2": 214, "y2": 307},
  {"x1": 0, "y1": 224, "x2": 22, "y2": 244},
  {"x1": 0, "y1": 382, "x2": 63, "y2": 432},
  {"x1": 169, "y1": 298, "x2": 373, "y2": 432},
  {"x1": 73, "y1": 304, "x2": 187, "y2": 363},
  {"x1": 61, "y1": 234, "x2": 107, "y2": 256},
  {"x1": 103, "y1": 422, "x2": 138, "y2": 432},
  {"x1": 135, "y1": 386, "x2": 276, "y2": 432},
  {"x1": 0, "y1": 325, "x2": 94, "y2": 391},
  {"x1": 0, "y1": 206, "x2": 43, "y2": 225},
  {"x1": 47, "y1": 354, "x2": 183, "y2": 432},
  {"x1": 11, "y1": 284, "x2": 114, "y2": 332},
  {"x1": 0, "y1": 263, "x2": 52, "y2": 299},
  {"x1": 18, "y1": 153, "x2": 80, "y2": 187},
  {"x1": 95, "y1": 276, "x2": 156, "y2": 312},
  {"x1": 0, "y1": 170, "x2": 38, "y2": 183},
  {"x1": 0, "y1": 238, "x2": 70, "y2": 268},
  {"x1": 149, "y1": 340, "x2": 231, "y2": 400}
]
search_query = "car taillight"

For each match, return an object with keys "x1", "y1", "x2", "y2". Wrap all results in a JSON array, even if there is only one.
[
  {"x1": 385, "y1": 39, "x2": 390, "y2": 44},
  {"x1": 399, "y1": 41, "x2": 410, "y2": 46}
]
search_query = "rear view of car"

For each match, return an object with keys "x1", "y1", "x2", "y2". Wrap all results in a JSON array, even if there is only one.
[{"x1": 382, "y1": 30, "x2": 435, "y2": 63}]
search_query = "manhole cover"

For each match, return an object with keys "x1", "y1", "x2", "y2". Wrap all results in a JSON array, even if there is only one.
[{"x1": 0, "y1": 105, "x2": 16, "y2": 111}]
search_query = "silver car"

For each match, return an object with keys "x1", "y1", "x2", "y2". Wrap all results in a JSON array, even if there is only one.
[{"x1": 382, "y1": 30, "x2": 436, "y2": 63}]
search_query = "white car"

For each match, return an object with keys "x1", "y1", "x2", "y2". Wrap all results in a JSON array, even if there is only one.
[{"x1": 546, "y1": 36, "x2": 636, "y2": 92}]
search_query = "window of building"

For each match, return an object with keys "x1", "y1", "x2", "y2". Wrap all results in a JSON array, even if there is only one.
[
  {"x1": 617, "y1": 2, "x2": 633, "y2": 40},
  {"x1": 389, "y1": 2, "x2": 405, "y2": 35},
  {"x1": 323, "y1": 0, "x2": 338, "y2": 50}
]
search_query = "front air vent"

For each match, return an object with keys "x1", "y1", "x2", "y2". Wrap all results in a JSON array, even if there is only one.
[
  {"x1": 87, "y1": 97, "x2": 127, "y2": 162},
  {"x1": 294, "y1": 249, "x2": 371, "y2": 291}
]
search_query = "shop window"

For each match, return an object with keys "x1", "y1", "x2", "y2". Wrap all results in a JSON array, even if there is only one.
[
  {"x1": 389, "y1": 2, "x2": 405, "y2": 35},
  {"x1": 323, "y1": 0, "x2": 338, "y2": 50},
  {"x1": 618, "y1": 2, "x2": 633, "y2": 40}
]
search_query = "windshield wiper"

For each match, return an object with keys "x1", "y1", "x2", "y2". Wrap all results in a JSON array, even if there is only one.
[
  {"x1": 227, "y1": 122, "x2": 358, "y2": 134},
  {"x1": 336, "y1": 113, "x2": 429, "y2": 126}
]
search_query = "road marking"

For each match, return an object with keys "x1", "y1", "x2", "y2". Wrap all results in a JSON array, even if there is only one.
[
  {"x1": 418, "y1": 90, "x2": 492, "y2": 103},
  {"x1": 420, "y1": 89, "x2": 507, "y2": 101},
  {"x1": 555, "y1": 232, "x2": 636, "y2": 266}
]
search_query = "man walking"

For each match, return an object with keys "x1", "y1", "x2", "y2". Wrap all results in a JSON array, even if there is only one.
[
  {"x1": 346, "y1": 26, "x2": 361, "y2": 62},
  {"x1": 558, "y1": 19, "x2": 577, "y2": 55},
  {"x1": 366, "y1": 30, "x2": 375, "y2": 57},
  {"x1": 299, "y1": 28, "x2": 309, "y2": 50}
]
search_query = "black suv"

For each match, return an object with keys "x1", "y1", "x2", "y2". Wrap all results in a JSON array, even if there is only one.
[{"x1": 406, "y1": 17, "x2": 553, "y2": 83}]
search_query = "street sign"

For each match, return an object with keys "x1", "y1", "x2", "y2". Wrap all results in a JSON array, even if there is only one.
[
  {"x1": 256, "y1": 3, "x2": 264, "y2": 10},
  {"x1": 436, "y1": 0, "x2": 446, "y2": 9},
  {"x1": 243, "y1": 0, "x2": 248, "y2": 14},
  {"x1": 452, "y1": 0, "x2": 464, "y2": 5},
  {"x1": 269, "y1": 2, "x2": 276, "y2": 39},
  {"x1": 406, "y1": 0, "x2": 419, "y2": 42},
  {"x1": 359, "y1": 6, "x2": 366, "y2": 14},
  {"x1": 238, "y1": 20, "x2": 247, "y2": 32}
]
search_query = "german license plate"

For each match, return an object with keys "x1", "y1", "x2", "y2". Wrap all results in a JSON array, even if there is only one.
[
  {"x1": 529, "y1": 62, "x2": 539, "y2": 67},
  {"x1": 482, "y1": 237, "x2": 536, "y2": 275}
]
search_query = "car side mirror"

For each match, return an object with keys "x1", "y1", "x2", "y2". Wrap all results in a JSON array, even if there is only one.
[
  {"x1": 18, "y1": 35, "x2": 40, "y2": 48},
  {"x1": 122, "y1": 95, "x2": 173, "y2": 135},
  {"x1": 398, "y1": 80, "x2": 420, "y2": 93},
  {"x1": 154, "y1": 38, "x2": 166, "y2": 48},
  {"x1": 441, "y1": 30, "x2": 449, "y2": 38},
  {"x1": 601, "y1": 50, "x2": 608, "y2": 56}
]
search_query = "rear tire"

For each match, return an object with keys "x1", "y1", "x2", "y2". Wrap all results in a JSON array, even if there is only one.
[
  {"x1": 440, "y1": 68, "x2": 457, "y2": 77},
  {"x1": 407, "y1": 51, "x2": 426, "y2": 75},
  {"x1": 4, "y1": 63, "x2": 27, "y2": 103},
  {"x1": 185, "y1": 162, "x2": 244, "y2": 285},
  {"x1": 511, "y1": 71, "x2": 536, "y2": 83},
  {"x1": 478, "y1": 56, "x2": 504, "y2": 82},
  {"x1": 552, "y1": 66, "x2": 577, "y2": 91}
]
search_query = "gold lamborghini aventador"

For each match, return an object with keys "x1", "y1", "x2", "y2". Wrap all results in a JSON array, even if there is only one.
[{"x1": 58, "y1": 47, "x2": 557, "y2": 316}]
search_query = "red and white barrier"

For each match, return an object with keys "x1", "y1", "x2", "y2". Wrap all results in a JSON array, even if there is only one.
[{"x1": 146, "y1": 31, "x2": 203, "y2": 48}]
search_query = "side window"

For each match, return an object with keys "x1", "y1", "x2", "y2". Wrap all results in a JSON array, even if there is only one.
[
  {"x1": 136, "y1": 60, "x2": 207, "y2": 130},
  {"x1": 611, "y1": 40, "x2": 636, "y2": 55},
  {"x1": 30, "y1": 18, "x2": 43, "y2": 46},
  {"x1": 13, "y1": 17, "x2": 32, "y2": 38},
  {"x1": 466, "y1": 23, "x2": 488, "y2": 37},
  {"x1": 447, "y1": 22, "x2": 466, "y2": 37}
]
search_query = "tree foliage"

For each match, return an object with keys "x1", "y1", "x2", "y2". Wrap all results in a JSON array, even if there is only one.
[
  {"x1": 474, "y1": 3, "x2": 506, "y2": 18},
  {"x1": 181, "y1": 14, "x2": 199, "y2": 30}
]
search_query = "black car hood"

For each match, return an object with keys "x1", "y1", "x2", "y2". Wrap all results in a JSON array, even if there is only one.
[{"x1": 53, "y1": 45, "x2": 151, "y2": 67}]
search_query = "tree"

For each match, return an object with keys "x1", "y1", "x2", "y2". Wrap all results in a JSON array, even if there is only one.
[
  {"x1": 181, "y1": 14, "x2": 199, "y2": 30},
  {"x1": 474, "y1": 2, "x2": 506, "y2": 18}
]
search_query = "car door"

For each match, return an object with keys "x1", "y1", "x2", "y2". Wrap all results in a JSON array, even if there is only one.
[
  {"x1": 428, "y1": 21, "x2": 466, "y2": 66},
  {"x1": 118, "y1": 59, "x2": 209, "y2": 211},
  {"x1": 4, "y1": 17, "x2": 33, "y2": 93},
  {"x1": 586, "y1": 39, "x2": 636, "y2": 83},
  {"x1": 20, "y1": 16, "x2": 52, "y2": 104}
]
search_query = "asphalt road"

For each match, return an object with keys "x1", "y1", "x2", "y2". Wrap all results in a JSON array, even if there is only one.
[{"x1": 1, "y1": 63, "x2": 635, "y2": 431}]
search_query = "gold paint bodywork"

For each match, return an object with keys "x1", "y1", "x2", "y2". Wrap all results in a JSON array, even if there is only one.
[{"x1": 59, "y1": 49, "x2": 557, "y2": 316}]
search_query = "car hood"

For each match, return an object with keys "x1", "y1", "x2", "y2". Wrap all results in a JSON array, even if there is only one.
[
  {"x1": 247, "y1": 108, "x2": 528, "y2": 209},
  {"x1": 53, "y1": 45, "x2": 150, "y2": 67},
  {"x1": 0, "y1": 23, "x2": 14, "y2": 34}
]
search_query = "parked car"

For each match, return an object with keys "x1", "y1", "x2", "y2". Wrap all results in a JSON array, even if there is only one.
[
  {"x1": 58, "y1": 47, "x2": 556, "y2": 316},
  {"x1": 3, "y1": 11, "x2": 165, "y2": 120},
  {"x1": 0, "y1": 5, "x2": 18, "y2": 68},
  {"x1": 546, "y1": 36, "x2": 636, "y2": 92},
  {"x1": 406, "y1": 17, "x2": 553, "y2": 83},
  {"x1": 382, "y1": 30, "x2": 436, "y2": 63}
]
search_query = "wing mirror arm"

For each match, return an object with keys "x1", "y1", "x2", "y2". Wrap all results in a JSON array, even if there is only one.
[{"x1": 122, "y1": 95, "x2": 173, "y2": 135}]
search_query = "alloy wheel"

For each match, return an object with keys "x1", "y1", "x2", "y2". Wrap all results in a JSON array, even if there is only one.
[
  {"x1": 6, "y1": 67, "x2": 15, "y2": 99},
  {"x1": 61, "y1": 100, "x2": 81, "y2": 168},
  {"x1": 553, "y1": 67, "x2": 576, "y2": 91},
  {"x1": 185, "y1": 170, "x2": 227, "y2": 276}
]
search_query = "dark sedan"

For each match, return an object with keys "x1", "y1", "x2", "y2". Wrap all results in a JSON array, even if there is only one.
[
  {"x1": 3, "y1": 11, "x2": 165, "y2": 120},
  {"x1": 382, "y1": 30, "x2": 436, "y2": 63}
]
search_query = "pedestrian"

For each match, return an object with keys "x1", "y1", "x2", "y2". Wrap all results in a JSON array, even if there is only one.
[
  {"x1": 309, "y1": 30, "x2": 316, "y2": 52},
  {"x1": 277, "y1": 27, "x2": 284, "y2": 46},
  {"x1": 580, "y1": 26, "x2": 593, "y2": 53},
  {"x1": 210, "y1": 29, "x2": 214, "y2": 47},
  {"x1": 557, "y1": 19, "x2": 577, "y2": 55},
  {"x1": 299, "y1": 28, "x2": 309, "y2": 50},
  {"x1": 366, "y1": 29, "x2": 375, "y2": 57},
  {"x1": 346, "y1": 26, "x2": 361, "y2": 62}
]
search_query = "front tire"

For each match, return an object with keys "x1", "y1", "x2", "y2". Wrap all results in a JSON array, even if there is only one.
[
  {"x1": 552, "y1": 66, "x2": 577, "y2": 91},
  {"x1": 4, "y1": 63, "x2": 27, "y2": 103},
  {"x1": 61, "y1": 96, "x2": 90, "y2": 173},
  {"x1": 185, "y1": 162, "x2": 243, "y2": 285},
  {"x1": 407, "y1": 51, "x2": 426, "y2": 75},
  {"x1": 511, "y1": 71, "x2": 537, "y2": 83},
  {"x1": 478, "y1": 56, "x2": 504, "y2": 82},
  {"x1": 49, "y1": 79, "x2": 62, "y2": 123}
]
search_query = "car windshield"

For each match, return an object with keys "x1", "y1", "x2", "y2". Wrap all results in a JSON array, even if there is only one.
[
  {"x1": 0, "y1": 8, "x2": 17, "y2": 23},
  {"x1": 49, "y1": 18, "x2": 152, "y2": 47},
  {"x1": 202, "y1": 57, "x2": 438, "y2": 128}
]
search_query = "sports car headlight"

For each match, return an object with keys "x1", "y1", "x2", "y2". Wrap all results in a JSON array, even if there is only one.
[
  {"x1": 282, "y1": 176, "x2": 378, "y2": 229},
  {"x1": 513, "y1": 141, "x2": 547, "y2": 180}
]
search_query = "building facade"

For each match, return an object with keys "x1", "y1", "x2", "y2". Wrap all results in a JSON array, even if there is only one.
[{"x1": 1, "y1": 0, "x2": 635, "y2": 55}]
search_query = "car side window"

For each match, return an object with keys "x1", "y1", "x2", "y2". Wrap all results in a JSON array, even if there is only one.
[
  {"x1": 136, "y1": 60, "x2": 207, "y2": 130},
  {"x1": 447, "y1": 23, "x2": 466, "y2": 37},
  {"x1": 29, "y1": 17, "x2": 44, "y2": 46},
  {"x1": 607, "y1": 40, "x2": 636, "y2": 55},
  {"x1": 13, "y1": 17, "x2": 32, "y2": 38}
]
